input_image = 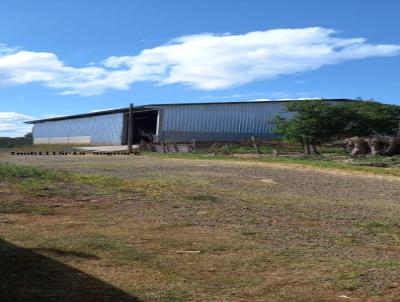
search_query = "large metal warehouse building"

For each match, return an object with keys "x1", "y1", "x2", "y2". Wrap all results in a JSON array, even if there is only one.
[{"x1": 27, "y1": 99, "x2": 351, "y2": 145}]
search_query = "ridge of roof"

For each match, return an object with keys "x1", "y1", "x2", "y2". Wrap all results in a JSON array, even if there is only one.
[{"x1": 26, "y1": 98, "x2": 355, "y2": 124}]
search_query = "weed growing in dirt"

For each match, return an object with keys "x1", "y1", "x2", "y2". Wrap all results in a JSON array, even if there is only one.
[
  {"x1": 0, "y1": 200, "x2": 55, "y2": 215},
  {"x1": 0, "y1": 163, "x2": 57, "y2": 180}
]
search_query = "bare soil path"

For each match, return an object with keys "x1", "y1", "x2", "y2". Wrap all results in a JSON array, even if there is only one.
[{"x1": 4, "y1": 154, "x2": 400, "y2": 201}]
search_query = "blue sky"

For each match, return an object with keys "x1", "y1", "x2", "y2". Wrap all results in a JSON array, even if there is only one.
[{"x1": 1, "y1": 0, "x2": 400, "y2": 136}]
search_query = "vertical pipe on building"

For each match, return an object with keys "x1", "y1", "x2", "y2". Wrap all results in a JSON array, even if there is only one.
[{"x1": 127, "y1": 103, "x2": 133, "y2": 153}]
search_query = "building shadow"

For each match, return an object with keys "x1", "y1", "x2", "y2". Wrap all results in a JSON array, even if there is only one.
[{"x1": 0, "y1": 238, "x2": 140, "y2": 302}]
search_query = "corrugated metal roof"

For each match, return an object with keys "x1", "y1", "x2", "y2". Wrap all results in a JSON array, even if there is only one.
[
  {"x1": 26, "y1": 108, "x2": 156, "y2": 124},
  {"x1": 26, "y1": 99, "x2": 355, "y2": 124}
]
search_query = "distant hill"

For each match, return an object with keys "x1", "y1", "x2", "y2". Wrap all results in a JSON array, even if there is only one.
[{"x1": 0, "y1": 133, "x2": 33, "y2": 147}]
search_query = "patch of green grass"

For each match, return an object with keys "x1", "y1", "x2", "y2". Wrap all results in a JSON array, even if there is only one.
[
  {"x1": 67, "y1": 173, "x2": 123, "y2": 188},
  {"x1": 358, "y1": 220, "x2": 393, "y2": 233},
  {"x1": 0, "y1": 162, "x2": 143, "y2": 193},
  {"x1": 2, "y1": 144, "x2": 86, "y2": 153},
  {"x1": 379, "y1": 260, "x2": 400, "y2": 269},
  {"x1": 194, "y1": 141, "x2": 304, "y2": 154},
  {"x1": 335, "y1": 233, "x2": 358, "y2": 247},
  {"x1": 68, "y1": 172, "x2": 182, "y2": 201},
  {"x1": 207, "y1": 244, "x2": 229, "y2": 253},
  {"x1": 146, "y1": 151, "x2": 400, "y2": 178},
  {"x1": 355, "y1": 220, "x2": 400, "y2": 249},
  {"x1": 0, "y1": 163, "x2": 122, "y2": 191},
  {"x1": 245, "y1": 217, "x2": 263, "y2": 225},
  {"x1": 0, "y1": 163, "x2": 58, "y2": 180},
  {"x1": 153, "y1": 291, "x2": 186, "y2": 302},
  {"x1": 352, "y1": 155, "x2": 400, "y2": 163},
  {"x1": 241, "y1": 230, "x2": 257, "y2": 236},
  {"x1": 15, "y1": 179, "x2": 58, "y2": 195},
  {"x1": 1, "y1": 163, "x2": 186, "y2": 204},
  {"x1": 0, "y1": 201, "x2": 25, "y2": 213},
  {"x1": 0, "y1": 163, "x2": 64, "y2": 197},
  {"x1": 333, "y1": 271, "x2": 362, "y2": 291},
  {"x1": 238, "y1": 276, "x2": 264, "y2": 288},
  {"x1": 37, "y1": 234, "x2": 149, "y2": 264},
  {"x1": 361, "y1": 220, "x2": 389, "y2": 229},
  {"x1": 275, "y1": 248, "x2": 306, "y2": 260},
  {"x1": 0, "y1": 200, "x2": 55, "y2": 215},
  {"x1": 29, "y1": 205, "x2": 55, "y2": 216},
  {"x1": 186, "y1": 194, "x2": 218, "y2": 203},
  {"x1": 368, "y1": 289, "x2": 383, "y2": 296}
]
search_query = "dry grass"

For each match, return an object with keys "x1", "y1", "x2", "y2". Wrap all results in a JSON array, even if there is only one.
[{"x1": 1, "y1": 154, "x2": 400, "y2": 301}]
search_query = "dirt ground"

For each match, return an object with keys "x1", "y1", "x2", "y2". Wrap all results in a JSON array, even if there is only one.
[{"x1": 1, "y1": 153, "x2": 400, "y2": 301}]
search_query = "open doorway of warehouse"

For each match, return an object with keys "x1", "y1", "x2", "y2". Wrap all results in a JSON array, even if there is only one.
[{"x1": 122, "y1": 109, "x2": 158, "y2": 144}]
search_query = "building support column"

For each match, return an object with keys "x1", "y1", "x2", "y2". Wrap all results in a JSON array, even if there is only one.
[{"x1": 127, "y1": 103, "x2": 133, "y2": 153}]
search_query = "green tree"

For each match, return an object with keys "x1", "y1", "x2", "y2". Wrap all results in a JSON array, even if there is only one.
[
  {"x1": 337, "y1": 101, "x2": 400, "y2": 137},
  {"x1": 275, "y1": 100, "x2": 338, "y2": 154},
  {"x1": 274, "y1": 100, "x2": 400, "y2": 155}
]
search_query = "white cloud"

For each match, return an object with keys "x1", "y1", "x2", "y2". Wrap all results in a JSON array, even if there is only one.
[
  {"x1": 0, "y1": 112, "x2": 33, "y2": 137},
  {"x1": 253, "y1": 98, "x2": 272, "y2": 102},
  {"x1": 89, "y1": 108, "x2": 119, "y2": 113},
  {"x1": 0, "y1": 44, "x2": 16, "y2": 55},
  {"x1": 0, "y1": 27, "x2": 399, "y2": 96}
]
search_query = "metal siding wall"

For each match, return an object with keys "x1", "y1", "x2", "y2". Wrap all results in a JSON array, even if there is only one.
[
  {"x1": 157, "y1": 102, "x2": 290, "y2": 142},
  {"x1": 33, "y1": 113, "x2": 124, "y2": 145}
]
